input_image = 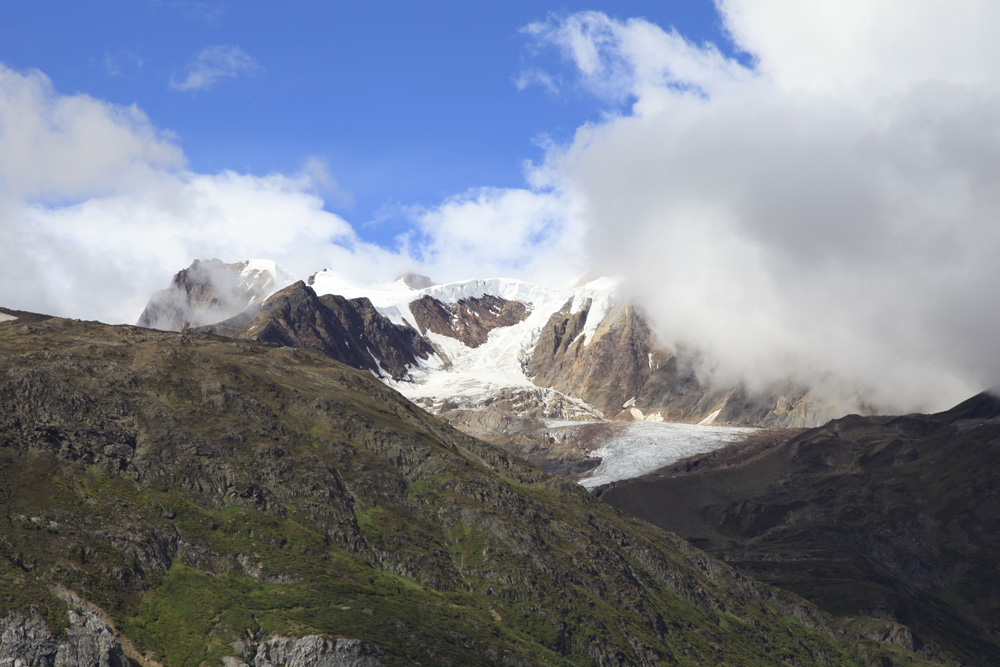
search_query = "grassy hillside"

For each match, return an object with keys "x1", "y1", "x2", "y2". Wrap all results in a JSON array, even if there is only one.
[{"x1": 0, "y1": 314, "x2": 938, "y2": 666}]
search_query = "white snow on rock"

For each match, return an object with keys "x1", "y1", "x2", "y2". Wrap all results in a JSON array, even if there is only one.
[
  {"x1": 311, "y1": 268, "x2": 742, "y2": 490},
  {"x1": 241, "y1": 258, "x2": 294, "y2": 285},
  {"x1": 578, "y1": 422, "x2": 754, "y2": 489},
  {"x1": 238, "y1": 259, "x2": 295, "y2": 305},
  {"x1": 0, "y1": 313, "x2": 17, "y2": 323},
  {"x1": 309, "y1": 270, "x2": 622, "y2": 413}
]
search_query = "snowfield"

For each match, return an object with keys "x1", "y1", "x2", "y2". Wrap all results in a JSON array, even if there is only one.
[
  {"x1": 578, "y1": 422, "x2": 754, "y2": 489},
  {"x1": 0, "y1": 313, "x2": 17, "y2": 323}
]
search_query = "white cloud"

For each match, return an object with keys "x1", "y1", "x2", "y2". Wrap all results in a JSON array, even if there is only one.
[
  {"x1": 0, "y1": 63, "x2": 579, "y2": 325},
  {"x1": 170, "y1": 45, "x2": 257, "y2": 92},
  {"x1": 523, "y1": 5, "x2": 1000, "y2": 412},
  {"x1": 716, "y1": 0, "x2": 1000, "y2": 95},
  {"x1": 523, "y1": 11, "x2": 751, "y2": 105},
  {"x1": 406, "y1": 186, "x2": 584, "y2": 285},
  {"x1": 0, "y1": 66, "x2": 182, "y2": 202}
]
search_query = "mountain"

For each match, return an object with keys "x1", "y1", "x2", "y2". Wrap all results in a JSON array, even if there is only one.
[
  {"x1": 137, "y1": 259, "x2": 293, "y2": 331},
  {"x1": 596, "y1": 393, "x2": 1000, "y2": 665},
  {"x1": 198, "y1": 281, "x2": 435, "y2": 381},
  {"x1": 135, "y1": 261, "x2": 872, "y2": 482},
  {"x1": 0, "y1": 309, "x2": 934, "y2": 666}
]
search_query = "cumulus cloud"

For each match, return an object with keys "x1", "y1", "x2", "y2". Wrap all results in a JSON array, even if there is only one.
[
  {"x1": 523, "y1": 4, "x2": 1000, "y2": 412},
  {"x1": 406, "y1": 186, "x2": 584, "y2": 286},
  {"x1": 0, "y1": 64, "x2": 580, "y2": 325},
  {"x1": 170, "y1": 45, "x2": 257, "y2": 92},
  {"x1": 0, "y1": 65, "x2": 372, "y2": 323}
]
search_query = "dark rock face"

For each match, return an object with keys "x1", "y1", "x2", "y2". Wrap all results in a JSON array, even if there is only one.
[
  {"x1": 199, "y1": 281, "x2": 435, "y2": 381},
  {"x1": 0, "y1": 313, "x2": 931, "y2": 666},
  {"x1": 137, "y1": 259, "x2": 282, "y2": 331},
  {"x1": 598, "y1": 392, "x2": 1000, "y2": 666},
  {"x1": 409, "y1": 294, "x2": 530, "y2": 348}
]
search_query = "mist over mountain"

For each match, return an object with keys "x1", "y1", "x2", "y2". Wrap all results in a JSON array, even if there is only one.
[
  {"x1": 4, "y1": 3, "x2": 1000, "y2": 666},
  {"x1": 524, "y1": 7, "x2": 1000, "y2": 414},
  {"x1": 5, "y1": 5, "x2": 1000, "y2": 416}
]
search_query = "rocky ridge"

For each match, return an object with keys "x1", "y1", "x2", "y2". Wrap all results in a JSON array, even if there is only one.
[
  {"x1": 0, "y1": 312, "x2": 937, "y2": 666},
  {"x1": 198, "y1": 281, "x2": 435, "y2": 381}
]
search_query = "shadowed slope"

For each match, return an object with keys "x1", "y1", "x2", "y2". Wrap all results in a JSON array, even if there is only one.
[
  {"x1": 599, "y1": 393, "x2": 1000, "y2": 665},
  {"x1": 0, "y1": 314, "x2": 938, "y2": 666}
]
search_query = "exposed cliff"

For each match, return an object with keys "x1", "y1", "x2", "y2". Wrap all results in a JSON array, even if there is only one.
[
  {"x1": 529, "y1": 299, "x2": 868, "y2": 427},
  {"x1": 199, "y1": 281, "x2": 435, "y2": 381},
  {"x1": 409, "y1": 294, "x2": 530, "y2": 348}
]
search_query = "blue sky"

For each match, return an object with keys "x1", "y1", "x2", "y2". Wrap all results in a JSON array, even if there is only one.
[{"x1": 0, "y1": 1, "x2": 731, "y2": 247}]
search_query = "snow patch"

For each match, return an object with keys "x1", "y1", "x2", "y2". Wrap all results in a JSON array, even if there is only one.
[
  {"x1": 579, "y1": 422, "x2": 754, "y2": 489},
  {"x1": 0, "y1": 313, "x2": 17, "y2": 323}
]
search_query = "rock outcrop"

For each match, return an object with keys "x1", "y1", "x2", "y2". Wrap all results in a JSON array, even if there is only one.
[
  {"x1": 409, "y1": 294, "x2": 530, "y2": 348},
  {"x1": 251, "y1": 636, "x2": 383, "y2": 667},
  {"x1": 0, "y1": 610, "x2": 128, "y2": 667},
  {"x1": 199, "y1": 281, "x2": 435, "y2": 381}
]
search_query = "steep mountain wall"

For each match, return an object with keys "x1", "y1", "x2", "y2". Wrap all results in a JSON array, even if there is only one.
[
  {"x1": 528, "y1": 298, "x2": 863, "y2": 427},
  {"x1": 199, "y1": 281, "x2": 435, "y2": 381}
]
